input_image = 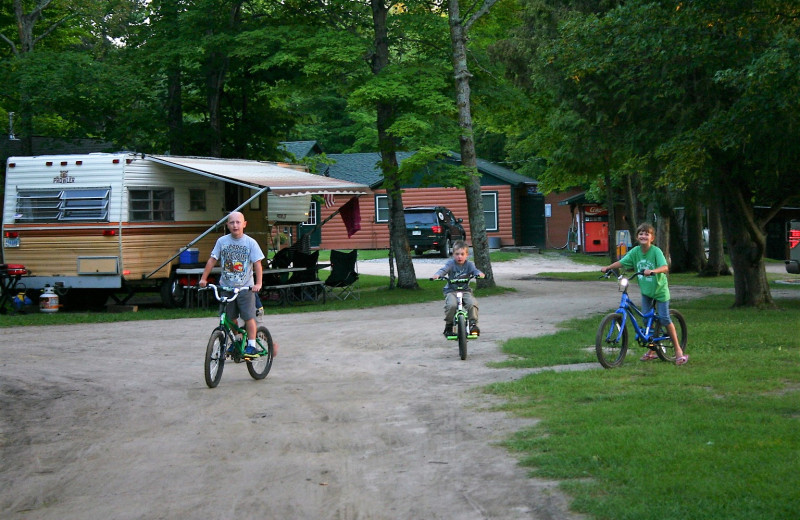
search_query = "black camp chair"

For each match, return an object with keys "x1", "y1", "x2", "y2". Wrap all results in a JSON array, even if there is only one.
[{"x1": 324, "y1": 250, "x2": 359, "y2": 300}]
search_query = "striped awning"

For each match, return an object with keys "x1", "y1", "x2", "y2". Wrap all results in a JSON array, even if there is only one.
[{"x1": 147, "y1": 155, "x2": 370, "y2": 197}]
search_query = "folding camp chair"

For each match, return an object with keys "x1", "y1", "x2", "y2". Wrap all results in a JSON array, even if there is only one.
[{"x1": 324, "y1": 250, "x2": 359, "y2": 300}]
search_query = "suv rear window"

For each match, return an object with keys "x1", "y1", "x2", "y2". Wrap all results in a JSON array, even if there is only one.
[{"x1": 405, "y1": 211, "x2": 437, "y2": 224}]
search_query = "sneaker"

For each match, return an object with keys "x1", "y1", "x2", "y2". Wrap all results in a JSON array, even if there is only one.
[
  {"x1": 244, "y1": 345, "x2": 260, "y2": 357},
  {"x1": 443, "y1": 323, "x2": 454, "y2": 338},
  {"x1": 469, "y1": 321, "x2": 480, "y2": 336}
]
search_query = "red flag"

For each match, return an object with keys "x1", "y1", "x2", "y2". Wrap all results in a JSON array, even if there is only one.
[
  {"x1": 323, "y1": 193, "x2": 335, "y2": 208},
  {"x1": 339, "y1": 197, "x2": 361, "y2": 238}
]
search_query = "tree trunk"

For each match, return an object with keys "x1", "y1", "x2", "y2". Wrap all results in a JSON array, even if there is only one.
[
  {"x1": 622, "y1": 173, "x2": 638, "y2": 233},
  {"x1": 668, "y1": 209, "x2": 690, "y2": 272},
  {"x1": 700, "y1": 193, "x2": 730, "y2": 276},
  {"x1": 371, "y1": 0, "x2": 417, "y2": 289},
  {"x1": 204, "y1": 2, "x2": 242, "y2": 158},
  {"x1": 167, "y1": 65, "x2": 184, "y2": 155},
  {"x1": 684, "y1": 196, "x2": 707, "y2": 272},
  {"x1": 719, "y1": 176, "x2": 773, "y2": 307},
  {"x1": 604, "y1": 171, "x2": 617, "y2": 263},
  {"x1": 448, "y1": 0, "x2": 494, "y2": 288},
  {"x1": 164, "y1": 1, "x2": 184, "y2": 155}
]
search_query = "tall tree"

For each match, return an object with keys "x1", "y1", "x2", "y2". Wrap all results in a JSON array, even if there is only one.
[
  {"x1": 447, "y1": 0, "x2": 499, "y2": 288},
  {"x1": 369, "y1": 0, "x2": 418, "y2": 289}
]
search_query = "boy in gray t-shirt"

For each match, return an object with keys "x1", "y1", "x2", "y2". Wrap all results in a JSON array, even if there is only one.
[{"x1": 200, "y1": 211, "x2": 267, "y2": 357}]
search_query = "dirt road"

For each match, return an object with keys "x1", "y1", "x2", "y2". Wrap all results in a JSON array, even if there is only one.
[{"x1": 0, "y1": 255, "x2": 787, "y2": 519}]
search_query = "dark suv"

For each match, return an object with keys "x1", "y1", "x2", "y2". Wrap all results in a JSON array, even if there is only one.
[{"x1": 404, "y1": 206, "x2": 466, "y2": 257}]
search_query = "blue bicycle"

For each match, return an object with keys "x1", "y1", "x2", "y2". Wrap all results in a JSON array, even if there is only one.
[{"x1": 596, "y1": 270, "x2": 687, "y2": 368}]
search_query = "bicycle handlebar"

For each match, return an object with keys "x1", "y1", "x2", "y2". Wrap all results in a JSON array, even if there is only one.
[
  {"x1": 429, "y1": 273, "x2": 479, "y2": 289},
  {"x1": 200, "y1": 284, "x2": 252, "y2": 303}
]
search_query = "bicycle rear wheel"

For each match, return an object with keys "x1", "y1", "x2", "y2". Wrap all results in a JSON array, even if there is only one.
[
  {"x1": 653, "y1": 309, "x2": 687, "y2": 363},
  {"x1": 595, "y1": 312, "x2": 628, "y2": 368},
  {"x1": 205, "y1": 329, "x2": 226, "y2": 388},
  {"x1": 456, "y1": 314, "x2": 467, "y2": 360},
  {"x1": 246, "y1": 326, "x2": 274, "y2": 380}
]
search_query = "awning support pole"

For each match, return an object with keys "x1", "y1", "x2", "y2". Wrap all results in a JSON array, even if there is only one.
[{"x1": 145, "y1": 187, "x2": 269, "y2": 279}]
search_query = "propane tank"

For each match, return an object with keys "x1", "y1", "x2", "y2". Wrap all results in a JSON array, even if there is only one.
[{"x1": 40, "y1": 286, "x2": 59, "y2": 313}]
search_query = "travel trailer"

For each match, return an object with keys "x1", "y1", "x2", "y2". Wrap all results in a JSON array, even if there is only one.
[{"x1": 2, "y1": 152, "x2": 368, "y2": 308}]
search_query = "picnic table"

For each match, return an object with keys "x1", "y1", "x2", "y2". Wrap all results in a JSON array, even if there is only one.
[{"x1": 260, "y1": 265, "x2": 329, "y2": 306}]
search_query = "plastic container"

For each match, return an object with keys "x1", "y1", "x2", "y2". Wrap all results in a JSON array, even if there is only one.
[
  {"x1": 40, "y1": 286, "x2": 59, "y2": 313},
  {"x1": 179, "y1": 248, "x2": 199, "y2": 264}
]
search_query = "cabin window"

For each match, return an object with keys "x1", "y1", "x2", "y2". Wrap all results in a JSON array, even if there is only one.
[
  {"x1": 129, "y1": 188, "x2": 175, "y2": 221},
  {"x1": 482, "y1": 192, "x2": 499, "y2": 231},
  {"x1": 15, "y1": 188, "x2": 110, "y2": 223},
  {"x1": 375, "y1": 195, "x2": 389, "y2": 223},
  {"x1": 189, "y1": 189, "x2": 206, "y2": 211},
  {"x1": 305, "y1": 201, "x2": 318, "y2": 226}
]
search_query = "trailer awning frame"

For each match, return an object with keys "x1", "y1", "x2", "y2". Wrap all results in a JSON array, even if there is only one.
[{"x1": 147, "y1": 155, "x2": 370, "y2": 197}]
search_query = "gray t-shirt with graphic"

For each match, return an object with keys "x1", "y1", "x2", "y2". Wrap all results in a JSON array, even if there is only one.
[{"x1": 210, "y1": 234, "x2": 264, "y2": 288}]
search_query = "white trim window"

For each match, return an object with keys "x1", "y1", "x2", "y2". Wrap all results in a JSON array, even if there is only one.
[
  {"x1": 305, "y1": 201, "x2": 318, "y2": 226},
  {"x1": 375, "y1": 194, "x2": 389, "y2": 223},
  {"x1": 482, "y1": 192, "x2": 499, "y2": 232}
]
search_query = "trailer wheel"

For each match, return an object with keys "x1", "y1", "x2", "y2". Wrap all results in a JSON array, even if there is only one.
[{"x1": 160, "y1": 274, "x2": 186, "y2": 308}]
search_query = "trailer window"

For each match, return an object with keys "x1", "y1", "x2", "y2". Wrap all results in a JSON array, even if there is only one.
[
  {"x1": 189, "y1": 189, "x2": 206, "y2": 211},
  {"x1": 15, "y1": 188, "x2": 110, "y2": 222},
  {"x1": 129, "y1": 188, "x2": 174, "y2": 221}
]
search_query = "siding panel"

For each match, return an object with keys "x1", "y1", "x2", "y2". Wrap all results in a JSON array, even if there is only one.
[{"x1": 318, "y1": 186, "x2": 516, "y2": 251}]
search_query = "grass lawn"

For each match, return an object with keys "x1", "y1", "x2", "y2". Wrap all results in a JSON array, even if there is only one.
[{"x1": 487, "y1": 291, "x2": 800, "y2": 520}]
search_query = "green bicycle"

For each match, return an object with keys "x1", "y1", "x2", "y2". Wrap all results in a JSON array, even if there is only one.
[
  {"x1": 432, "y1": 274, "x2": 478, "y2": 360},
  {"x1": 202, "y1": 284, "x2": 274, "y2": 388}
]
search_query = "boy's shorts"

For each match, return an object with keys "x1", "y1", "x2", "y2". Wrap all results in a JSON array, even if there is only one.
[{"x1": 225, "y1": 289, "x2": 256, "y2": 321}]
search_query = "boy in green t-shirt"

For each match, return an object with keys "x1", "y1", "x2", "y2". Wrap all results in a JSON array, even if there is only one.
[{"x1": 601, "y1": 223, "x2": 688, "y2": 365}]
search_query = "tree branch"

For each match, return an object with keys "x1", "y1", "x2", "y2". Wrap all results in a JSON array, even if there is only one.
[
  {"x1": 0, "y1": 33, "x2": 19, "y2": 56},
  {"x1": 463, "y1": 0, "x2": 500, "y2": 32}
]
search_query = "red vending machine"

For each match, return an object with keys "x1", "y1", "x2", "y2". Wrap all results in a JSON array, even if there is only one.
[{"x1": 582, "y1": 205, "x2": 608, "y2": 254}]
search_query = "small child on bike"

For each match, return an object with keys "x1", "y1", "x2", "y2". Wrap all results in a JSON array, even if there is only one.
[
  {"x1": 432, "y1": 240, "x2": 485, "y2": 338},
  {"x1": 601, "y1": 222, "x2": 688, "y2": 365},
  {"x1": 199, "y1": 211, "x2": 270, "y2": 357}
]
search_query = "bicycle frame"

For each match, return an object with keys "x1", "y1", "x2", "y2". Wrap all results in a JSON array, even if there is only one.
[
  {"x1": 612, "y1": 282, "x2": 670, "y2": 346},
  {"x1": 207, "y1": 285, "x2": 250, "y2": 359}
]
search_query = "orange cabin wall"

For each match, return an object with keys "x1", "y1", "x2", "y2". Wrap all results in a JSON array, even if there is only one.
[{"x1": 318, "y1": 186, "x2": 516, "y2": 251}]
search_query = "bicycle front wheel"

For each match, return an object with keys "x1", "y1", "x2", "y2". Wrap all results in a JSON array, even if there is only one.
[
  {"x1": 595, "y1": 312, "x2": 628, "y2": 368},
  {"x1": 246, "y1": 326, "x2": 274, "y2": 380},
  {"x1": 205, "y1": 329, "x2": 226, "y2": 388},
  {"x1": 456, "y1": 314, "x2": 467, "y2": 360},
  {"x1": 654, "y1": 309, "x2": 687, "y2": 363}
]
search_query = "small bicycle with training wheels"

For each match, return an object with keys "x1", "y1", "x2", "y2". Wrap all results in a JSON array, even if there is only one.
[
  {"x1": 596, "y1": 269, "x2": 687, "y2": 368},
  {"x1": 432, "y1": 274, "x2": 478, "y2": 360},
  {"x1": 202, "y1": 284, "x2": 275, "y2": 388}
]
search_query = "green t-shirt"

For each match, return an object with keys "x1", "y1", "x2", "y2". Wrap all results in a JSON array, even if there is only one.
[{"x1": 619, "y1": 245, "x2": 670, "y2": 301}]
